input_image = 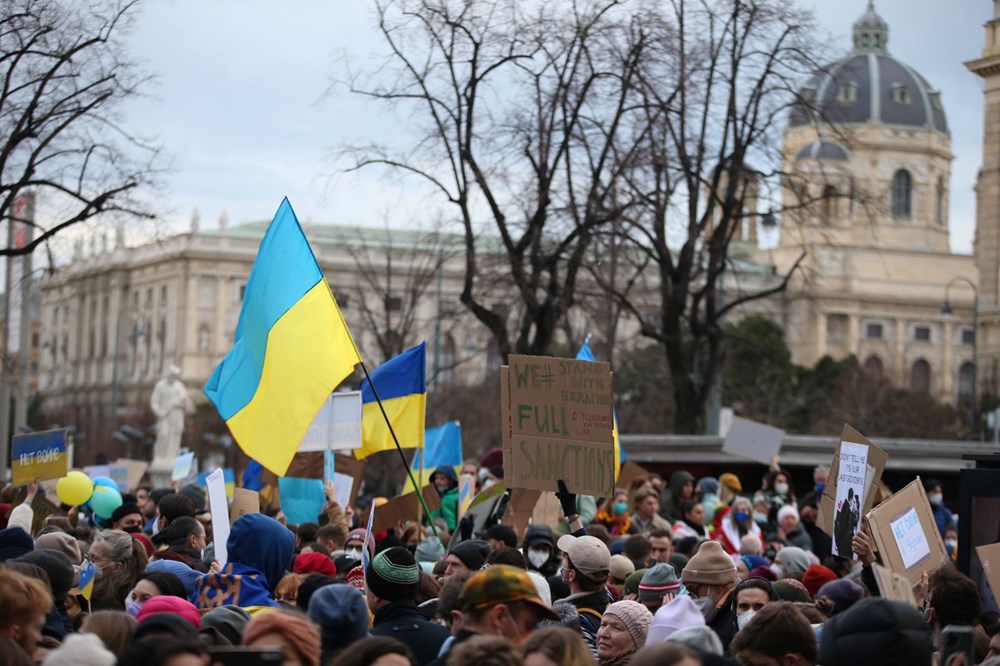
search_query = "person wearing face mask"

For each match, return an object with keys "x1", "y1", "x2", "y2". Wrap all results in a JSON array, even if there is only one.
[
  {"x1": 110, "y1": 503, "x2": 145, "y2": 534},
  {"x1": 679, "y1": 540, "x2": 740, "y2": 651},
  {"x1": 716, "y1": 497, "x2": 763, "y2": 556},
  {"x1": 150, "y1": 516, "x2": 209, "y2": 572},
  {"x1": 755, "y1": 469, "x2": 797, "y2": 516},
  {"x1": 596, "y1": 491, "x2": 632, "y2": 536},
  {"x1": 345, "y1": 527, "x2": 375, "y2": 563},
  {"x1": 730, "y1": 576, "x2": 778, "y2": 634},
  {"x1": 477, "y1": 448, "x2": 505, "y2": 493},
  {"x1": 522, "y1": 524, "x2": 561, "y2": 578},
  {"x1": 126, "y1": 570, "x2": 187, "y2": 617},
  {"x1": 923, "y1": 478, "x2": 954, "y2": 536},
  {"x1": 86, "y1": 529, "x2": 149, "y2": 612}
]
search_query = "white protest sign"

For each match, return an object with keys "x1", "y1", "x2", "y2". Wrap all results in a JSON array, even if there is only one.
[
  {"x1": 722, "y1": 417, "x2": 785, "y2": 465},
  {"x1": 299, "y1": 391, "x2": 363, "y2": 452},
  {"x1": 333, "y1": 472, "x2": 354, "y2": 509},
  {"x1": 172, "y1": 451, "x2": 195, "y2": 482},
  {"x1": 832, "y1": 441, "x2": 868, "y2": 558},
  {"x1": 890, "y1": 506, "x2": 931, "y2": 570},
  {"x1": 206, "y1": 468, "x2": 230, "y2": 567}
]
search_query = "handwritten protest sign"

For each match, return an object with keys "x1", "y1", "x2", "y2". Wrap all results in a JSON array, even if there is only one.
[
  {"x1": 867, "y1": 478, "x2": 948, "y2": 586},
  {"x1": 229, "y1": 487, "x2": 259, "y2": 524},
  {"x1": 831, "y1": 441, "x2": 868, "y2": 558},
  {"x1": 12, "y1": 429, "x2": 68, "y2": 485},
  {"x1": 206, "y1": 469, "x2": 230, "y2": 565},
  {"x1": 502, "y1": 356, "x2": 615, "y2": 497},
  {"x1": 722, "y1": 417, "x2": 785, "y2": 466},
  {"x1": 976, "y1": 542, "x2": 1000, "y2": 605},
  {"x1": 819, "y1": 424, "x2": 887, "y2": 537},
  {"x1": 299, "y1": 391, "x2": 363, "y2": 452}
]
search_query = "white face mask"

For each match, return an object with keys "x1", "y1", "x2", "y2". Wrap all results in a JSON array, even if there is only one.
[
  {"x1": 737, "y1": 609, "x2": 756, "y2": 630},
  {"x1": 945, "y1": 538, "x2": 958, "y2": 550},
  {"x1": 346, "y1": 548, "x2": 363, "y2": 561},
  {"x1": 482, "y1": 478, "x2": 497, "y2": 490},
  {"x1": 928, "y1": 493, "x2": 943, "y2": 506},
  {"x1": 774, "y1": 482, "x2": 789, "y2": 496},
  {"x1": 478, "y1": 468, "x2": 489, "y2": 481},
  {"x1": 527, "y1": 549, "x2": 550, "y2": 569}
]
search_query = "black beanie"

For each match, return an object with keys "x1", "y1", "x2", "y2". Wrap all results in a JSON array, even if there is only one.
[
  {"x1": 366, "y1": 546, "x2": 419, "y2": 602},
  {"x1": 448, "y1": 539, "x2": 491, "y2": 571},
  {"x1": 111, "y1": 502, "x2": 141, "y2": 524}
]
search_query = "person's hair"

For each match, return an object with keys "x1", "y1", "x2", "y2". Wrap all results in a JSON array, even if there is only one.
[
  {"x1": 401, "y1": 522, "x2": 426, "y2": 546},
  {"x1": 3, "y1": 562, "x2": 51, "y2": 590},
  {"x1": 679, "y1": 500, "x2": 701, "y2": 521},
  {"x1": 81, "y1": 610, "x2": 138, "y2": 657},
  {"x1": 136, "y1": 570, "x2": 187, "y2": 599},
  {"x1": 567, "y1": 558, "x2": 605, "y2": 593},
  {"x1": 91, "y1": 529, "x2": 148, "y2": 608},
  {"x1": 631, "y1": 641, "x2": 702, "y2": 666},
  {"x1": 154, "y1": 515, "x2": 203, "y2": 548},
  {"x1": 243, "y1": 610, "x2": 320, "y2": 666},
  {"x1": 437, "y1": 571, "x2": 472, "y2": 625},
  {"x1": 520, "y1": 626, "x2": 593, "y2": 666},
  {"x1": 275, "y1": 573, "x2": 306, "y2": 604},
  {"x1": 416, "y1": 571, "x2": 441, "y2": 605},
  {"x1": 733, "y1": 577, "x2": 776, "y2": 606},
  {"x1": 673, "y1": 536, "x2": 700, "y2": 558},
  {"x1": 730, "y1": 602, "x2": 817, "y2": 663},
  {"x1": 485, "y1": 547, "x2": 527, "y2": 569},
  {"x1": 586, "y1": 524, "x2": 612, "y2": 545},
  {"x1": 649, "y1": 528, "x2": 673, "y2": 543},
  {"x1": 929, "y1": 564, "x2": 981, "y2": 626},
  {"x1": 792, "y1": 598, "x2": 835, "y2": 623},
  {"x1": 446, "y1": 634, "x2": 521, "y2": 666},
  {"x1": 634, "y1": 486, "x2": 660, "y2": 508},
  {"x1": 432, "y1": 559, "x2": 448, "y2": 578},
  {"x1": 329, "y1": 635, "x2": 415, "y2": 666},
  {"x1": 813, "y1": 465, "x2": 829, "y2": 481},
  {"x1": 0, "y1": 568, "x2": 52, "y2": 632},
  {"x1": 302, "y1": 541, "x2": 331, "y2": 556},
  {"x1": 314, "y1": 524, "x2": 347, "y2": 550},
  {"x1": 624, "y1": 534, "x2": 652, "y2": 563},
  {"x1": 157, "y1": 493, "x2": 196, "y2": 524}
]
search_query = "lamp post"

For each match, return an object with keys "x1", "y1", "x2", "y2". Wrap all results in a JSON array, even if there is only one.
[{"x1": 941, "y1": 276, "x2": 979, "y2": 438}]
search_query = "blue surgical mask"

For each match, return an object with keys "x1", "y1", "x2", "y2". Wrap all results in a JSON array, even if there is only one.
[
  {"x1": 126, "y1": 600, "x2": 142, "y2": 617},
  {"x1": 734, "y1": 510, "x2": 750, "y2": 523},
  {"x1": 815, "y1": 482, "x2": 825, "y2": 495},
  {"x1": 613, "y1": 502, "x2": 628, "y2": 516},
  {"x1": 752, "y1": 512, "x2": 768, "y2": 524}
]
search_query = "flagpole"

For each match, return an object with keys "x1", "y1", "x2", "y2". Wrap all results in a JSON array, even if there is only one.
[{"x1": 360, "y1": 361, "x2": 439, "y2": 539}]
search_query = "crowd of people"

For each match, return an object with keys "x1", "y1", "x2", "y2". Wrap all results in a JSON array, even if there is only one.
[{"x1": 0, "y1": 449, "x2": 996, "y2": 666}]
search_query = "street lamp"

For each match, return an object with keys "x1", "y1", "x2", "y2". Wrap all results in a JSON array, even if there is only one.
[{"x1": 941, "y1": 276, "x2": 979, "y2": 438}]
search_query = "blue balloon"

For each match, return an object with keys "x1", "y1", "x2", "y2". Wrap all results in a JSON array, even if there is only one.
[
  {"x1": 92, "y1": 476, "x2": 117, "y2": 490},
  {"x1": 91, "y1": 485, "x2": 123, "y2": 520}
]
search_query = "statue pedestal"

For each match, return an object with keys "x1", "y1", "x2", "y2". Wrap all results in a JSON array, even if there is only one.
[{"x1": 148, "y1": 457, "x2": 173, "y2": 489}]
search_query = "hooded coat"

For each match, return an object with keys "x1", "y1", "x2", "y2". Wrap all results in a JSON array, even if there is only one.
[
  {"x1": 661, "y1": 471, "x2": 696, "y2": 522},
  {"x1": 428, "y1": 465, "x2": 459, "y2": 531}
]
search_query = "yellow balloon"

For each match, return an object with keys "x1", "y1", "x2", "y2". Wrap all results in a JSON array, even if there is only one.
[{"x1": 56, "y1": 471, "x2": 93, "y2": 506}]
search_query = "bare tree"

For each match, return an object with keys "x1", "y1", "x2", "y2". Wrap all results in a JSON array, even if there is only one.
[
  {"x1": 341, "y1": 0, "x2": 647, "y2": 358},
  {"x1": 1, "y1": 0, "x2": 161, "y2": 257}
]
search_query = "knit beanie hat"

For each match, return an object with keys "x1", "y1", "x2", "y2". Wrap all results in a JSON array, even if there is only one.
[
  {"x1": 681, "y1": 540, "x2": 737, "y2": 586},
  {"x1": 42, "y1": 632, "x2": 116, "y2": 666},
  {"x1": 776, "y1": 546, "x2": 810, "y2": 580},
  {"x1": 346, "y1": 528, "x2": 375, "y2": 558},
  {"x1": 802, "y1": 564, "x2": 838, "y2": 597},
  {"x1": 0, "y1": 527, "x2": 33, "y2": 561},
  {"x1": 624, "y1": 568, "x2": 648, "y2": 597},
  {"x1": 137, "y1": 595, "x2": 202, "y2": 628},
  {"x1": 448, "y1": 539, "x2": 491, "y2": 571},
  {"x1": 718, "y1": 473, "x2": 742, "y2": 493},
  {"x1": 817, "y1": 578, "x2": 866, "y2": 616},
  {"x1": 243, "y1": 611, "x2": 321, "y2": 666},
  {"x1": 638, "y1": 563, "x2": 681, "y2": 601},
  {"x1": 610, "y1": 554, "x2": 635, "y2": 582},
  {"x1": 819, "y1": 599, "x2": 933, "y2": 666},
  {"x1": 131, "y1": 533, "x2": 155, "y2": 560},
  {"x1": 666, "y1": 625, "x2": 724, "y2": 655},
  {"x1": 696, "y1": 477, "x2": 719, "y2": 495},
  {"x1": 604, "y1": 600, "x2": 654, "y2": 649},
  {"x1": 34, "y1": 531, "x2": 82, "y2": 565},
  {"x1": 415, "y1": 535, "x2": 445, "y2": 563},
  {"x1": 308, "y1": 584, "x2": 370, "y2": 654},
  {"x1": 110, "y1": 502, "x2": 142, "y2": 524},
  {"x1": 773, "y1": 579, "x2": 813, "y2": 603},
  {"x1": 200, "y1": 605, "x2": 252, "y2": 645},
  {"x1": 294, "y1": 552, "x2": 337, "y2": 577},
  {"x1": 645, "y1": 595, "x2": 705, "y2": 645},
  {"x1": 15, "y1": 549, "x2": 74, "y2": 599},
  {"x1": 749, "y1": 565, "x2": 777, "y2": 582},
  {"x1": 777, "y1": 504, "x2": 799, "y2": 524},
  {"x1": 346, "y1": 565, "x2": 366, "y2": 592},
  {"x1": 366, "y1": 546, "x2": 420, "y2": 601}
]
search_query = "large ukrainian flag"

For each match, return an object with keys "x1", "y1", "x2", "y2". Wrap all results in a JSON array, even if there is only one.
[
  {"x1": 204, "y1": 198, "x2": 360, "y2": 476},
  {"x1": 357, "y1": 342, "x2": 426, "y2": 459}
]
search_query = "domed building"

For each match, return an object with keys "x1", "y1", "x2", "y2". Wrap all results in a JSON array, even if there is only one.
[{"x1": 753, "y1": 2, "x2": 977, "y2": 407}]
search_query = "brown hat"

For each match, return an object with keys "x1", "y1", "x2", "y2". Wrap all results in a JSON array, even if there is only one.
[
  {"x1": 557, "y1": 534, "x2": 610, "y2": 582},
  {"x1": 461, "y1": 565, "x2": 559, "y2": 620},
  {"x1": 680, "y1": 540, "x2": 737, "y2": 586}
]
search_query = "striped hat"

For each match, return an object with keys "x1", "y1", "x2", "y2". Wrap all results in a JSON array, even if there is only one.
[
  {"x1": 638, "y1": 563, "x2": 681, "y2": 601},
  {"x1": 365, "y1": 547, "x2": 419, "y2": 601}
]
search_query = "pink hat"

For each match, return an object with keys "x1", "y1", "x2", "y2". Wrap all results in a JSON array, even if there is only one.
[
  {"x1": 645, "y1": 595, "x2": 705, "y2": 645},
  {"x1": 136, "y1": 596, "x2": 201, "y2": 628},
  {"x1": 604, "y1": 600, "x2": 654, "y2": 649}
]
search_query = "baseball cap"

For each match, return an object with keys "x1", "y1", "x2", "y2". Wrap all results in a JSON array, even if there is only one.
[
  {"x1": 460, "y1": 565, "x2": 559, "y2": 619},
  {"x1": 557, "y1": 534, "x2": 611, "y2": 582}
]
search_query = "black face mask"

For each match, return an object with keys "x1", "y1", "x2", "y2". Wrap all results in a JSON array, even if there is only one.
[{"x1": 122, "y1": 525, "x2": 142, "y2": 534}]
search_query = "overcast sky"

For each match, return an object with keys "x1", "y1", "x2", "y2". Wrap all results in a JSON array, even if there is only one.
[{"x1": 123, "y1": 0, "x2": 991, "y2": 254}]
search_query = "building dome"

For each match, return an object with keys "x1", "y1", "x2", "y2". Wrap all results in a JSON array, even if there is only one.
[
  {"x1": 788, "y1": 2, "x2": 947, "y2": 134},
  {"x1": 795, "y1": 140, "x2": 850, "y2": 161}
]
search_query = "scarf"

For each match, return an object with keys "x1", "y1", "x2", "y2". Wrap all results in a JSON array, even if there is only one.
[
  {"x1": 596, "y1": 507, "x2": 631, "y2": 536},
  {"x1": 193, "y1": 562, "x2": 279, "y2": 612}
]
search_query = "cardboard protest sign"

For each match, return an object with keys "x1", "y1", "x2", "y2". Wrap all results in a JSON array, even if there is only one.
[
  {"x1": 503, "y1": 488, "x2": 542, "y2": 535},
  {"x1": 819, "y1": 424, "x2": 888, "y2": 537},
  {"x1": 362, "y1": 485, "x2": 440, "y2": 535},
  {"x1": 867, "y1": 478, "x2": 948, "y2": 586},
  {"x1": 12, "y1": 429, "x2": 68, "y2": 485},
  {"x1": 299, "y1": 391, "x2": 363, "y2": 452},
  {"x1": 872, "y1": 563, "x2": 918, "y2": 607},
  {"x1": 722, "y1": 417, "x2": 785, "y2": 466},
  {"x1": 502, "y1": 355, "x2": 615, "y2": 497},
  {"x1": 206, "y1": 469, "x2": 230, "y2": 566},
  {"x1": 616, "y1": 461, "x2": 650, "y2": 491},
  {"x1": 115, "y1": 459, "x2": 149, "y2": 493},
  {"x1": 532, "y1": 492, "x2": 561, "y2": 528},
  {"x1": 229, "y1": 487, "x2": 260, "y2": 524},
  {"x1": 975, "y1": 542, "x2": 1000, "y2": 604}
]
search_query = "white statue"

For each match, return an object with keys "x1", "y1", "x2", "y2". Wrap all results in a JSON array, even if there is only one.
[{"x1": 150, "y1": 364, "x2": 195, "y2": 468}]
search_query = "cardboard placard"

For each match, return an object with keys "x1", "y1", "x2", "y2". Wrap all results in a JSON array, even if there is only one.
[
  {"x1": 975, "y1": 542, "x2": 1000, "y2": 603},
  {"x1": 362, "y1": 485, "x2": 441, "y2": 535},
  {"x1": 722, "y1": 417, "x2": 785, "y2": 466},
  {"x1": 871, "y1": 563, "x2": 918, "y2": 607},
  {"x1": 229, "y1": 487, "x2": 260, "y2": 525},
  {"x1": 115, "y1": 459, "x2": 149, "y2": 492},
  {"x1": 867, "y1": 478, "x2": 948, "y2": 586},
  {"x1": 501, "y1": 356, "x2": 615, "y2": 498},
  {"x1": 206, "y1": 469, "x2": 230, "y2": 566},
  {"x1": 818, "y1": 424, "x2": 888, "y2": 537},
  {"x1": 11, "y1": 429, "x2": 68, "y2": 485},
  {"x1": 503, "y1": 488, "x2": 542, "y2": 536},
  {"x1": 616, "y1": 461, "x2": 650, "y2": 491},
  {"x1": 532, "y1": 491, "x2": 561, "y2": 528}
]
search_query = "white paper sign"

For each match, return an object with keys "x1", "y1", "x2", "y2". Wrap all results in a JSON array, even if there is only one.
[
  {"x1": 890, "y1": 506, "x2": 931, "y2": 570},
  {"x1": 721, "y1": 417, "x2": 785, "y2": 465},
  {"x1": 832, "y1": 441, "x2": 868, "y2": 558},
  {"x1": 172, "y1": 451, "x2": 195, "y2": 482},
  {"x1": 333, "y1": 472, "x2": 354, "y2": 509},
  {"x1": 299, "y1": 391, "x2": 363, "y2": 452},
  {"x1": 205, "y1": 468, "x2": 230, "y2": 567}
]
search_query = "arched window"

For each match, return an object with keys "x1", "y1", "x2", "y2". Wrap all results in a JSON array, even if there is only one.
[
  {"x1": 863, "y1": 356, "x2": 884, "y2": 376},
  {"x1": 892, "y1": 169, "x2": 912, "y2": 219},
  {"x1": 439, "y1": 335, "x2": 457, "y2": 385},
  {"x1": 958, "y1": 362, "x2": 976, "y2": 409},
  {"x1": 910, "y1": 359, "x2": 931, "y2": 393},
  {"x1": 821, "y1": 185, "x2": 838, "y2": 224},
  {"x1": 936, "y1": 176, "x2": 945, "y2": 226}
]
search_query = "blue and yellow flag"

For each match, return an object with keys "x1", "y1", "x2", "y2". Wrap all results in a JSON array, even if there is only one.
[
  {"x1": 357, "y1": 342, "x2": 427, "y2": 459},
  {"x1": 78, "y1": 559, "x2": 96, "y2": 600},
  {"x1": 404, "y1": 420, "x2": 462, "y2": 492},
  {"x1": 204, "y1": 199, "x2": 361, "y2": 476},
  {"x1": 576, "y1": 336, "x2": 625, "y2": 481}
]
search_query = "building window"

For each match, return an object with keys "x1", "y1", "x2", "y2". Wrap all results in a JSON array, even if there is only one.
[
  {"x1": 236, "y1": 282, "x2": 247, "y2": 303},
  {"x1": 914, "y1": 326, "x2": 931, "y2": 342},
  {"x1": 826, "y1": 314, "x2": 848, "y2": 345},
  {"x1": 866, "y1": 323, "x2": 884, "y2": 339},
  {"x1": 891, "y1": 169, "x2": 912, "y2": 219},
  {"x1": 384, "y1": 295, "x2": 402, "y2": 312},
  {"x1": 962, "y1": 329, "x2": 976, "y2": 346},
  {"x1": 837, "y1": 81, "x2": 858, "y2": 104},
  {"x1": 800, "y1": 86, "x2": 816, "y2": 103},
  {"x1": 335, "y1": 292, "x2": 350, "y2": 309},
  {"x1": 160, "y1": 285, "x2": 168, "y2": 305},
  {"x1": 910, "y1": 359, "x2": 931, "y2": 393},
  {"x1": 892, "y1": 83, "x2": 912, "y2": 105},
  {"x1": 936, "y1": 176, "x2": 945, "y2": 226},
  {"x1": 863, "y1": 356, "x2": 884, "y2": 376},
  {"x1": 821, "y1": 185, "x2": 838, "y2": 224},
  {"x1": 958, "y1": 362, "x2": 975, "y2": 409}
]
